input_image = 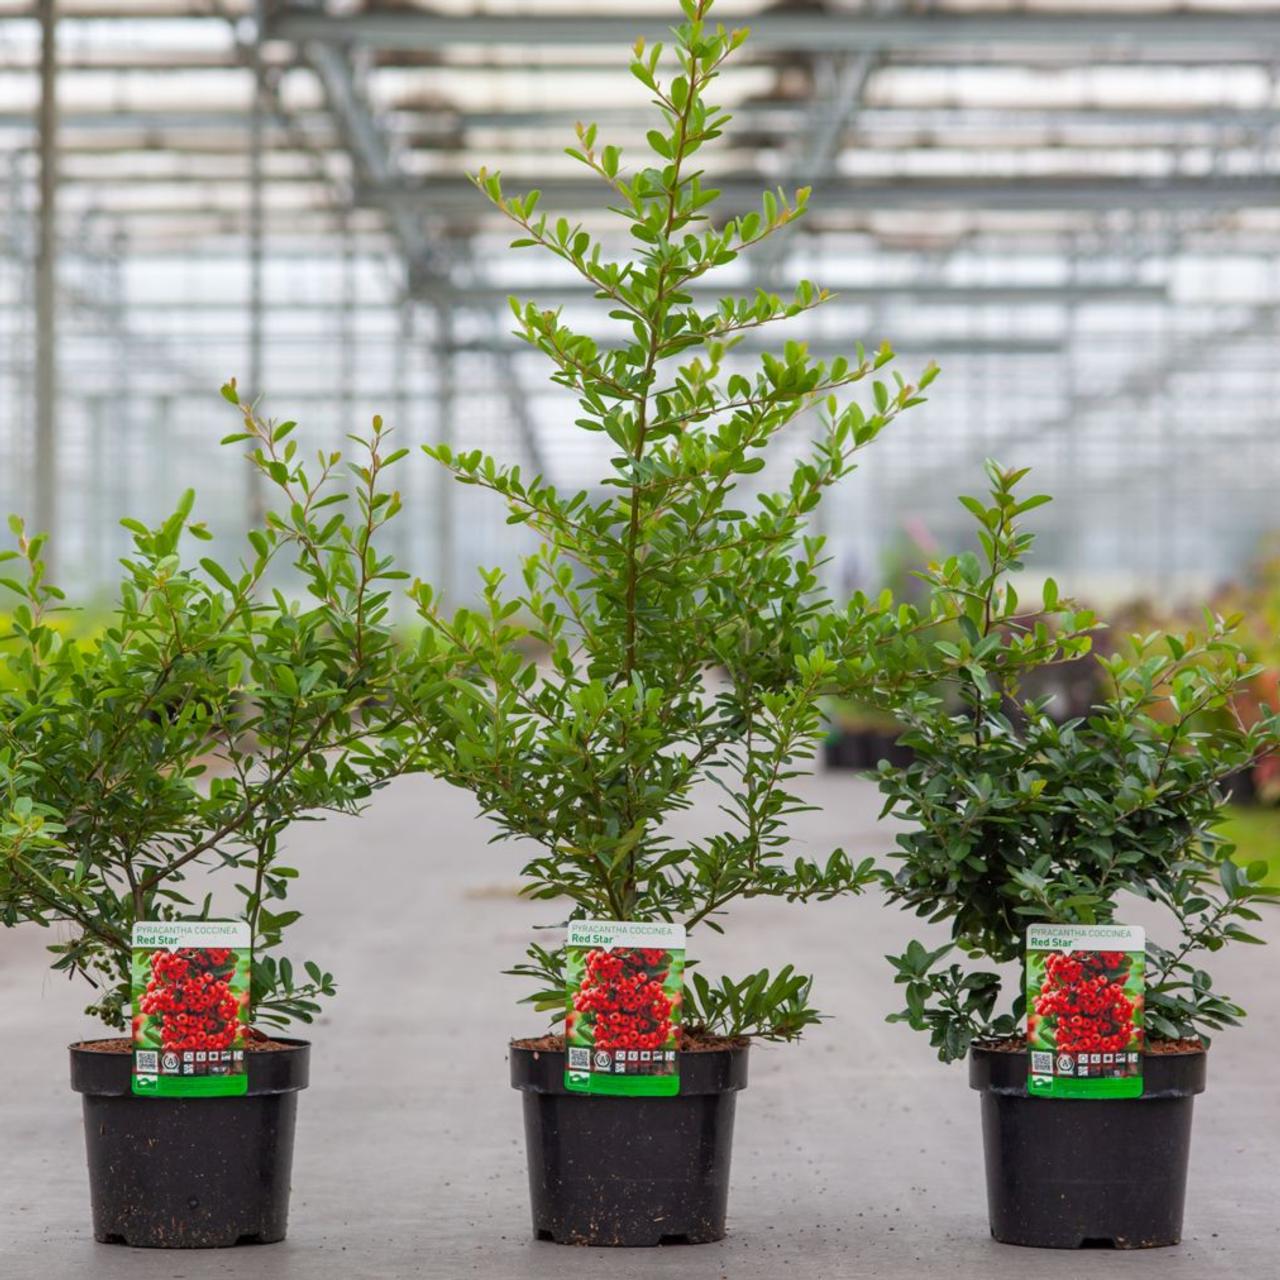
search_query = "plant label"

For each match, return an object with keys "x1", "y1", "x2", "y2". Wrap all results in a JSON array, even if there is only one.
[
  {"x1": 130, "y1": 921, "x2": 251, "y2": 1098},
  {"x1": 1026, "y1": 924, "x2": 1145, "y2": 1099},
  {"x1": 564, "y1": 920, "x2": 685, "y2": 1097}
]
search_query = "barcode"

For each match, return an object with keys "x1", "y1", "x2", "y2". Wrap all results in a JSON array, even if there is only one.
[
  {"x1": 135, "y1": 1050, "x2": 158, "y2": 1072},
  {"x1": 567, "y1": 1047, "x2": 590, "y2": 1069},
  {"x1": 1031, "y1": 1050, "x2": 1052, "y2": 1075}
]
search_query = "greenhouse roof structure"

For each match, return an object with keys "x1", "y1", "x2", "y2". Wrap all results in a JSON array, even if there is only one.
[{"x1": 2, "y1": 0, "x2": 1279, "y2": 599}]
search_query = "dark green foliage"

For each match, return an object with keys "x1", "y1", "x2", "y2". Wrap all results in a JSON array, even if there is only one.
[{"x1": 878, "y1": 462, "x2": 1279, "y2": 1061}]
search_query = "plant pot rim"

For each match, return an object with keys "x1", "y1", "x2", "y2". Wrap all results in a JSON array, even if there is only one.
[
  {"x1": 971, "y1": 1040, "x2": 1208, "y2": 1058},
  {"x1": 510, "y1": 1041, "x2": 748, "y2": 1097},
  {"x1": 70, "y1": 1036, "x2": 311, "y2": 1098},
  {"x1": 69, "y1": 1034, "x2": 310, "y2": 1050},
  {"x1": 969, "y1": 1043, "x2": 1206, "y2": 1100}
]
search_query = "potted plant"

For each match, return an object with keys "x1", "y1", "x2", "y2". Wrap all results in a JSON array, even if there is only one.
[
  {"x1": 877, "y1": 462, "x2": 1279, "y2": 1248},
  {"x1": 0, "y1": 394, "x2": 421, "y2": 1248},
  {"x1": 408, "y1": 0, "x2": 937, "y2": 1247}
]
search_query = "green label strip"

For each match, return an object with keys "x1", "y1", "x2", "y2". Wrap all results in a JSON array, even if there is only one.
[
  {"x1": 1028, "y1": 1074, "x2": 1143, "y2": 1100},
  {"x1": 132, "y1": 1071, "x2": 248, "y2": 1098},
  {"x1": 564, "y1": 1071, "x2": 679, "y2": 1098}
]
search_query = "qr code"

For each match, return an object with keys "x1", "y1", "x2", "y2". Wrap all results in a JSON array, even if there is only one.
[
  {"x1": 567, "y1": 1047, "x2": 590, "y2": 1070},
  {"x1": 1031, "y1": 1051, "x2": 1053, "y2": 1075},
  {"x1": 135, "y1": 1050, "x2": 158, "y2": 1073}
]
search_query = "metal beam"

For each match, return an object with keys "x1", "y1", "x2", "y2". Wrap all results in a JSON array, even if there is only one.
[
  {"x1": 16, "y1": 106, "x2": 1280, "y2": 159},
  {"x1": 433, "y1": 304, "x2": 455, "y2": 602},
  {"x1": 34, "y1": 0, "x2": 57, "y2": 549},
  {"x1": 303, "y1": 36, "x2": 448, "y2": 296},
  {"x1": 40, "y1": 156, "x2": 1280, "y2": 190},
  {"x1": 6, "y1": 100, "x2": 1106, "y2": 133},
  {"x1": 89, "y1": 334, "x2": 1055, "y2": 358},
  {"x1": 795, "y1": 55, "x2": 878, "y2": 181},
  {"x1": 287, "y1": 24, "x2": 561, "y2": 479},
  {"x1": 0, "y1": 111, "x2": 335, "y2": 131},
  {"x1": 292, "y1": 36, "x2": 558, "y2": 482},
  {"x1": 67, "y1": 238, "x2": 1280, "y2": 260},
  {"x1": 4, "y1": 283, "x2": 1168, "y2": 309},
  {"x1": 246, "y1": 0, "x2": 267, "y2": 525},
  {"x1": 886, "y1": 302, "x2": 1280, "y2": 499},
  {"x1": 368, "y1": 174, "x2": 1280, "y2": 215},
  {"x1": 0, "y1": 53, "x2": 1271, "y2": 74},
  {"x1": 270, "y1": 11, "x2": 1280, "y2": 53},
  {"x1": 754, "y1": 52, "x2": 876, "y2": 285},
  {"x1": 452, "y1": 336, "x2": 1063, "y2": 359}
]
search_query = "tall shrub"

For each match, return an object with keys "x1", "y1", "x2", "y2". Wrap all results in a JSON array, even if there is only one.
[{"x1": 410, "y1": 0, "x2": 937, "y2": 1039}]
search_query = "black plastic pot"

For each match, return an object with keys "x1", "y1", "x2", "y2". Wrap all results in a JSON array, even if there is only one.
[
  {"x1": 510, "y1": 1042, "x2": 748, "y2": 1246},
  {"x1": 69, "y1": 1038, "x2": 310, "y2": 1248},
  {"x1": 970, "y1": 1045, "x2": 1206, "y2": 1249}
]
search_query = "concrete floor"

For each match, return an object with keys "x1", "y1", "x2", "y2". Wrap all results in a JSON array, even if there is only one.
[{"x1": 2, "y1": 772, "x2": 1277, "y2": 1280}]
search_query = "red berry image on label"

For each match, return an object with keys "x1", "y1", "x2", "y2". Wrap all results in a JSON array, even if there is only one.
[
  {"x1": 138, "y1": 947, "x2": 242, "y2": 1054},
  {"x1": 572, "y1": 947, "x2": 674, "y2": 1053},
  {"x1": 1033, "y1": 950, "x2": 1139, "y2": 1057}
]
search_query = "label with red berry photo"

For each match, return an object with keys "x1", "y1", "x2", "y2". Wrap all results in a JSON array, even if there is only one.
[
  {"x1": 130, "y1": 921, "x2": 251, "y2": 1098},
  {"x1": 1026, "y1": 924, "x2": 1145, "y2": 1099},
  {"x1": 565, "y1": 920, "x2": 685, "y2": 1097}
]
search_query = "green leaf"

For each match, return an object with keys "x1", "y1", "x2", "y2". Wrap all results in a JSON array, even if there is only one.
[
  {"x1": 646, "y1": 129, "x2": 672, "y2": 159},
  {"x1": 200, "y1": 558, "x2": 236, "y2": 592}
]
